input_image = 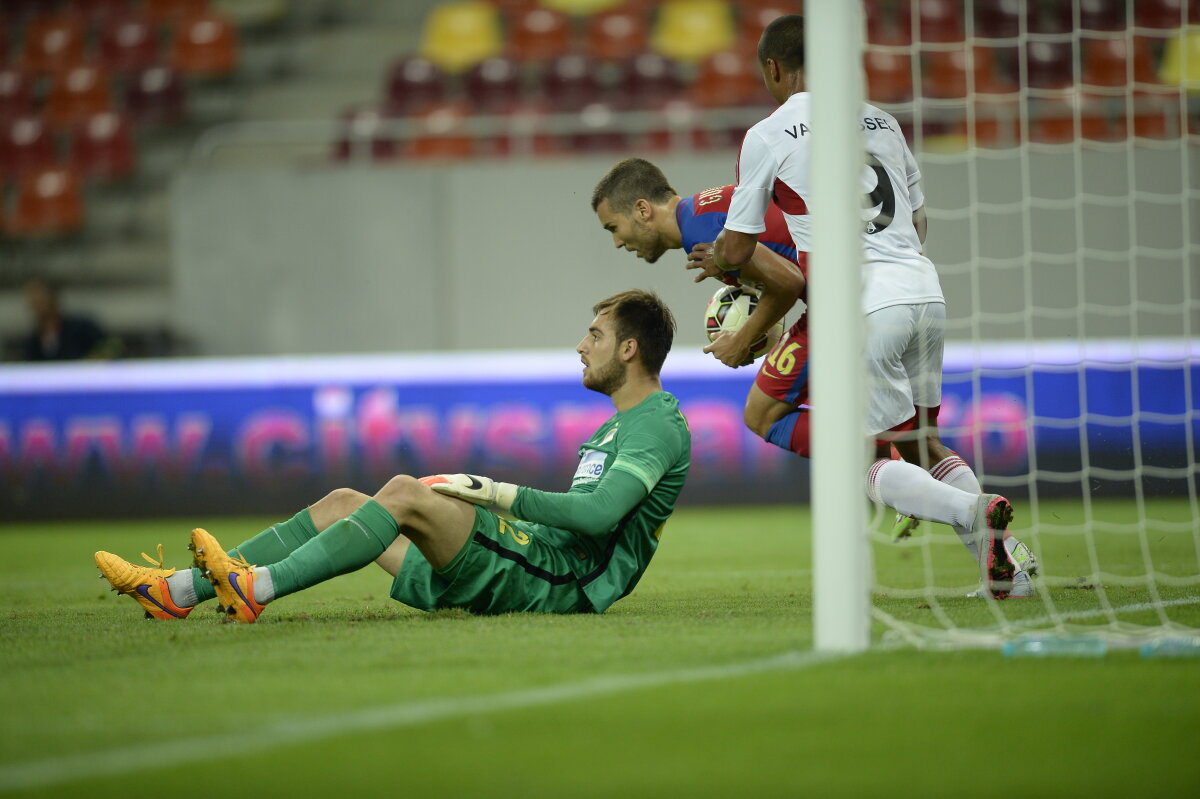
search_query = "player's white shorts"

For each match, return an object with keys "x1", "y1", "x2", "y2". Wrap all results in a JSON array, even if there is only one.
[{"x1": 864, "y1": 301, "x2": 945, "y2": 435}]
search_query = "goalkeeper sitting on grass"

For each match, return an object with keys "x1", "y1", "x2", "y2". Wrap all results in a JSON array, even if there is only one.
[{"x1": 96, "y1": 290, "x2": 691, "y2": 622}]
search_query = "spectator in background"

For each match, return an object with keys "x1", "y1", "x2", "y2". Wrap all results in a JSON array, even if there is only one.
[{"x1": 20, "y1": 277, "x2": 120, "y2": 361}]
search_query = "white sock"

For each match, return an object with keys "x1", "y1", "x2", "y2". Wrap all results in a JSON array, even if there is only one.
[
  {"x1": 929, "y1": 454, "x2": 982, "y2": 558},
  {"x1": 253, "y1": 567, "x2": 275, "y2": 604},
  {"x1": 867, "y1": 459, "x2": 977, "y2": 528},
  {"x1": 165, "y1": 570, "x2": 198, "y2": 607}
]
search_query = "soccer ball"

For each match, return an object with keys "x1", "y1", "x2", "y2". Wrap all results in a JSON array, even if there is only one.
[{"x1": 703, "y1": 284, "x2": 784, "y2": 365}]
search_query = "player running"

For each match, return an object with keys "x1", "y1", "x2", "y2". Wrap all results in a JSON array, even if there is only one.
[
  {"x1": 692, "y1": 15, "x2": 1036, "y2": 598},
  {"x1": 592, "y1": 157, "x2": 820, "y2": 458},
  {"x1": 95, "y1": 290, "x2": 690, "y2": 621}
]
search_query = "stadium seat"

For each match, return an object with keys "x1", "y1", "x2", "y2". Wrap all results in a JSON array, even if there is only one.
[
  {"x1": 865, "y1": 0, "x2": 912, "y2": 46},
  {"x1": 692, "y1": 50, "x2": 767, "y2": 108},
  {"x1": 508, "y1": 6, "x2": 573, "y2": 63},
  {"x1": 383, "y1": 56, "x2": 449, "y2": 116},
  {"x1": 145, "y1": 0, "x2": 209, "y2": 23},
  {"x1": 0, "y1": 116, "x2": 58, "y2": 180},
  {"x1": 1027, "y1": 0, "x2": 1072, "y2": 34},
  {"x1": 917, "y1": 0, "x2": 964, "y2": 43},
  {"x1": 70, "y1": 110, "x2": 135, "y2": 180},
  {"x1": 1125, "y1": 88, "x2": 1183, "y2": 139},
  {"x1": 9, "y1": 167, "x2": 85, "y2": 237},
  {"x1": 1079, "y1": 0, "x2": 1127, "y2": 32},
  {"x1": 965, "y1": 94, "x2": 1021, "y2": 148},
  {"x1": 1081, "y1": 37, "x2": 1157, "y2": 90},
  {"x1": 569, "y1": 101, "x2": 631, "y2": 152},
  {"x1": 98, "y1": 14, "x2": 161, "y2": 75},
  {"x1": 540, "y1": 0, "x2": 625, "y2": 13},
  {"x1": 418, "y1": 1, "x2": 503, "y2": 74},
  {"x1": 1025, "y1": 40, "x2": 1075, "y2": 91},
  {"x1": 331, "y1": 105, "x2": 400, "y2": 161},
  {"x1": 1027, "y1": 95, "x2": 1111, "y2": 144},
  {"x1": 124, "y1": 66, "x2": 188, "y2": 125},
  {"x1": 864, "y1": 49, "x2": 914, "y2": 104},
  {"x1": 45, "y1": 66, "x2": 114, "y2": 129},
  {"x1": 921, "y1": 46, "x2": 1014, "y2": 99},
  {"x1": 737, "y1": 3, "x2": 801, "y2": 57},
  {"x1": 585, "y1": 6, "x2": 649, "y2": 62},
  {"x1": 0, "y1": 70, "x2": 36, "y2": 122},
  {"x1": 1159, "y1": 30, "x2": 1200, "y2": 91},
  {"x1": 464, "y1": 56, "x2": 523, "y2": 114},
  {"x1": 20, "y1": 15, "x2": 88, "y2": 74},
  {"x1": 651, "y1": 0, "x2": 736, "y2": 64},
  {"x1": 1135, "y1": 0, "x2": 1200, "y2": 28},
  {"x1": 537, "y1": 53, "x2": 604, "y2": 111},
  {"x1": 404, "y1": 101, "x2": 474, "y2": 160},
  {"x1": 68, "y1": 0, "x2": 134, "y2": 23},
  {"x1": 971, "y1": 0, "x2": 1019, "y2": 40},
  {"x1": 170, "y1": 11, "x2": 239, "y2": 77},
  {"x1": 619, "y1": 52, "x2": 684, "y2": 109}
]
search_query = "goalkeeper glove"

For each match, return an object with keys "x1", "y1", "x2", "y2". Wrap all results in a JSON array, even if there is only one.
[{"x1": 425, "y1": 473, "x2": 519, "y2": 512}]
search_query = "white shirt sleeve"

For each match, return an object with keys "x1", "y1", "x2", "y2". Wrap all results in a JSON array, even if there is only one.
[
  {"x1": 902, "y1": 136, "x2": 925, "y2": 211},
  {"x1": 724, "y1": 129, "x2": 777, "y2": 235}
]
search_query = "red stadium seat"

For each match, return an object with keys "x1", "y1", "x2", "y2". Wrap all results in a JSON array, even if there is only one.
[
  {"x1": 1025, "y1": 40, "x2": 1075, "y2": 91},
  {"x1": 383, "y1": 56, "x2": 449, "y2": 117},
  {"x1": 971, "y1": 0, "x2": 1019, "y2": 40},
  {"x1": 0, "y1": 116, "x2": 58, "y2": 180},
  {"x1": 921, "y1": 46, "x2": 1014, "y2": 99},
  {"x1": 1135, "y1": 0, "x2": 1200, "y2": 28},
  {"x1": 464, "y1": 56, "x2": 524, "y2": 114},
  {"x1": 569, "y1": 101, "x2": 631, "y2": 152},
  {"x1": 866, "y1": 0, "x2": 912, "y2": 46},
  {"x1": 509, "y1": 6, "x2": 573, "y2": 63},
  {"x1": 1027, "y1": 0, "x2": 1072, "y2": 35},
  {"x1": 1081, "y1": 36, "x2": 1158, "y2": 89},
  {"x1": 537, "y1": 53, "x2": 605, "y2": 111},
  {"x1": 737, "y1": 3, "x2": 801, "y2": 57},
  {"x1": 70, "y1": 111, "x2": 135, "y2": 180},
  {"x1": 1079, "y1": 0, "x2": 1127, "y2": 32},
  {"x1": 404, "y1": 102, "x2": 474, "y2": 160},
  {"x1": 124, "y1": 66, "x2": 188, "y2": 125},
  {"x1": 9, "y1": 167, "x2": 85, "y2": 237},
  {"x1": 917, "y1": 0, "x2": 964, "y2": 44},
  {"x1": 170, "y1": 11, "x2": 239, "y2": 77},
  {"x1": 21, "y1": 15, "x2": 88, "y2": 75},
  {"x1": 619, "y1": 52, "x2": 684, "y2": 110},
  {"x1": 0, "y1": 70, "x2": 37, "y2": 122},
  {"x1": 585, "y1": 6, "x2": 648, "y2": 62},
  {"x1": 68, "y1": 0, "x2": 134, "y2": 23},
  {"x1": 45, "y1": 65, "x2": 114, "y2": 129},
  {"x1": 145, "y1": 0, "x2": 209, "y2": 23},
  {"x1": 865, "y1": 49, "x2": 914, "y2": 104},
  {"x1": 98, "y1": 14, "x2": 161, "y2": 75},
  {"x1": 331, "y1": 105, "x2": 400, "y2": 162},
  {"x1": 1027, "y1": 95, "x2": 1112, "y2": 144},
  {"x1": 692, "y1": 50, "x2": 768, "y2": 108}
]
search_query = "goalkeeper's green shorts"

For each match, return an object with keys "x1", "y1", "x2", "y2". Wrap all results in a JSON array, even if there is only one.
[{"x1": 390, "y1": 505, "x2": 595, "y2": 615}]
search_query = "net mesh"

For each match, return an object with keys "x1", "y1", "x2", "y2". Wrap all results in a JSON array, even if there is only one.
[{"x1": 862, "y1": 0, "x2": 1200, "y2": 648}]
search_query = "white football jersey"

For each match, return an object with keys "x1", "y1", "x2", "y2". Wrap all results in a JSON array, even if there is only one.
[{"x1": 725, "y1": 92, "x2": 944, "y2": 314}]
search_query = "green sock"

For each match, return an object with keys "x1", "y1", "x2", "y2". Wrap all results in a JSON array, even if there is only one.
[
  {"x1": 267, "y1": 500, "x2": 399, "y2": 600},
  {"x1": 186, "y1": 508, "x2": 319, "y2": 604}
]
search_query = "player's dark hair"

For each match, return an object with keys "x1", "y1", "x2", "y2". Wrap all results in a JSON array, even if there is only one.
[
  {"x1": 758, "y1": 14, "x2": 805, "y2": 72},
  {"x1": 593, "y1": 290, "x2": 676, "y2": 376},
  {"x1": 591, "y1": 158, "x2": 676, "y2": 213}
]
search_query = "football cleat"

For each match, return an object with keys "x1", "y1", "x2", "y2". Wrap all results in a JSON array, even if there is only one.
[
  {"x1": 189, "y1": 528, "x2": 265, "y2": 624},
  {"x1": 968, "y1": 570, "x2": 1035, "y2": 599},
  {"x1": 973, "y1": 494, "x2": 1016, "y2": 599},
  {"x1": 890, "y1": 513, "x2": 920, "y2": 541},
  {"x1": 1004, "y1": 536, "x2": 1039, "y2": 578},
  {"x1": 95, "y1": 545, "x2": 193, "y2": 620}
]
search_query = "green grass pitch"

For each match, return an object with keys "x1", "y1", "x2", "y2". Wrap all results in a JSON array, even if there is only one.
[{"x1": 2, "y1": 499, "x2": 1198, "y2": 797}]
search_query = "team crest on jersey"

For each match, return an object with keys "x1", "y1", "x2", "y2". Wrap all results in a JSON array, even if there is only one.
[{"x1": 600, "y1": 424, "x2": 619, "y2": 445}]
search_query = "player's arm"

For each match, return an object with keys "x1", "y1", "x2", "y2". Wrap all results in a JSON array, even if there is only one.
[
  {"x1": 707, "y1": 130, "x2": 779, "y2": 270},
  {"x1": 704, "y1": 245, "x2": 805, "y2": 368},
  {"x1": 912, "y1": 205, "x2": 927, "y2": 245},
  {"x1": 427, "y1": 469, "x2": 649, "y2": 537}
]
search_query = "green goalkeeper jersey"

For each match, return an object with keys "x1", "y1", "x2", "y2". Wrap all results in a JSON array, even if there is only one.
[{"x1": 510, "y1": 390, "x2": 691, "y2": 613}]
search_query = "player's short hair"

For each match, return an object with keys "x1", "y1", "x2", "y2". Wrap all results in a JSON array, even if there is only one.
[
  {"x1": 591, "y1": 158, "x2": 677, "y2": 214},
  {"x1": 758, "y1": 14, "x2": 805, "y2": 72},
  {"x1": 593, "y1": 289, "x2": 676, "y2": 376}
]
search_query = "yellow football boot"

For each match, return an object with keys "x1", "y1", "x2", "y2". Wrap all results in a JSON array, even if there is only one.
[
  {"x1": 94, "y1": 545, "x2": 194, "y2": 620},
  {"x1": 189, "y1": 528, "x2": 266, "y2": 623}
]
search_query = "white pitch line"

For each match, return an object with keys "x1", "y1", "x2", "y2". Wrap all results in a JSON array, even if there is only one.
[{"x1": 0, "y1": 649, "x2": 841, "y2": 793}]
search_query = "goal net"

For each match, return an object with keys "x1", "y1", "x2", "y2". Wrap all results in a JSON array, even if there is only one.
[{"x1": 861, "y1": 0, "x2": 1200, "y2": 650}]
